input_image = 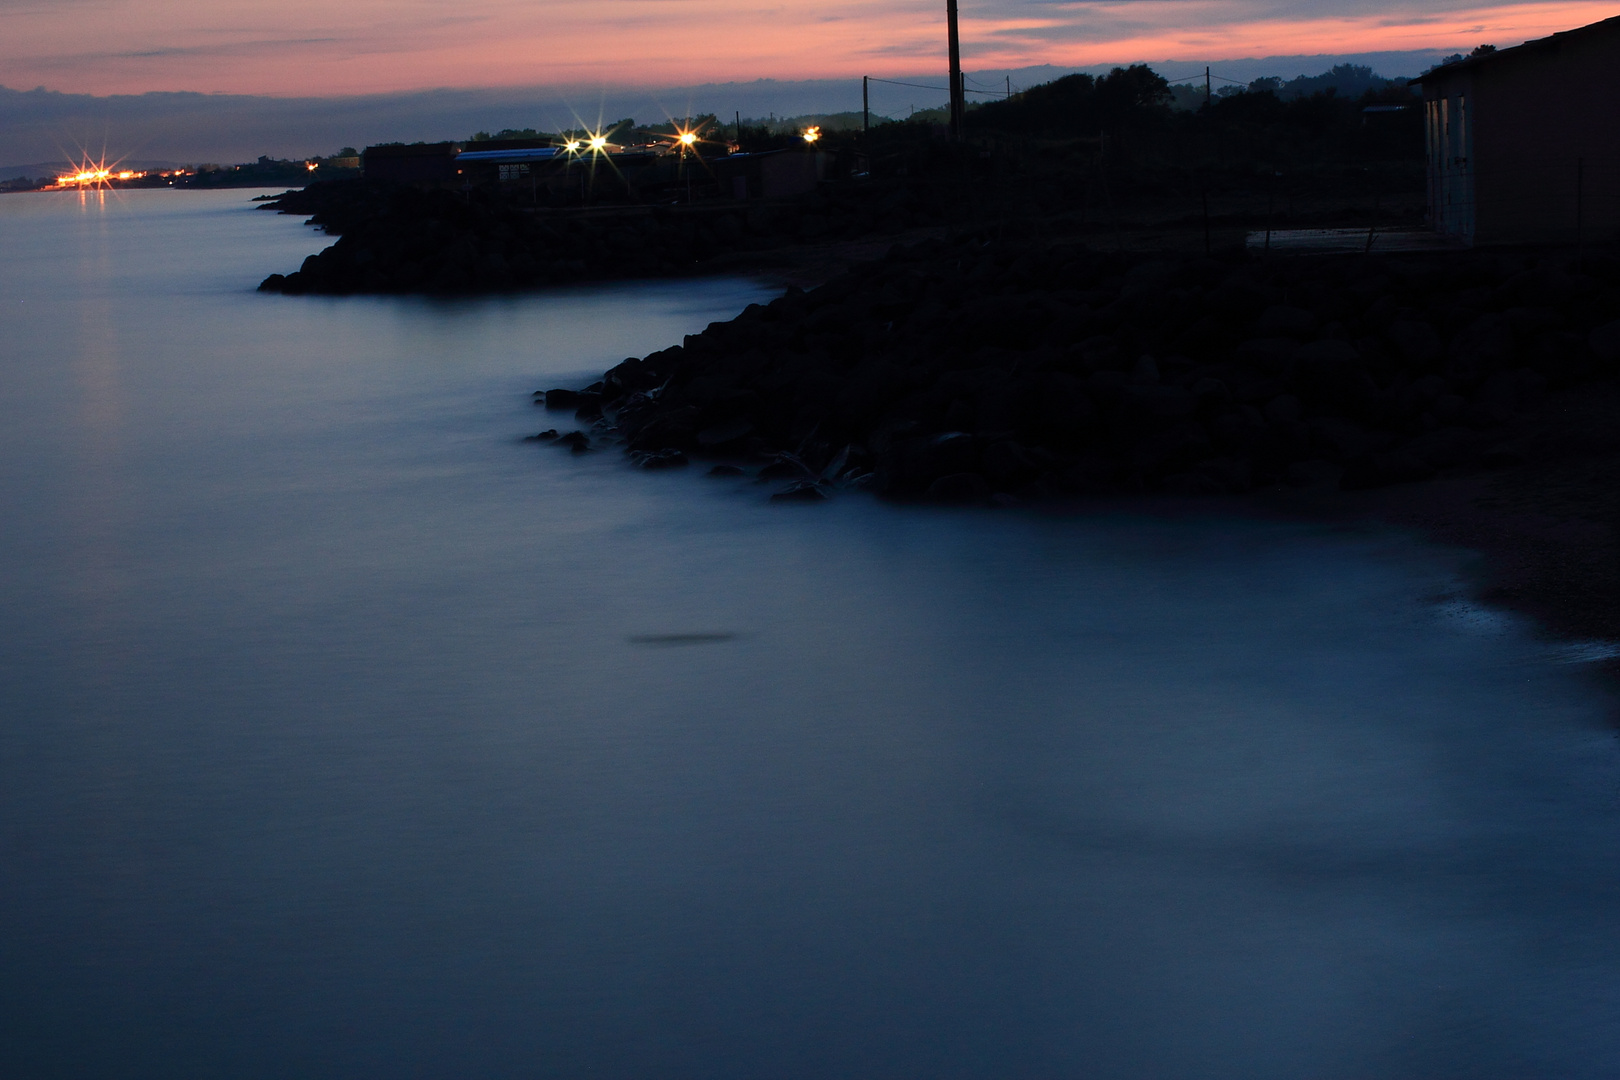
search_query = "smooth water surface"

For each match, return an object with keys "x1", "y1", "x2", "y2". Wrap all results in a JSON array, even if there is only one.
[{"x1": 2, "y1": 189, "x2": 1619, "y2": 1079}]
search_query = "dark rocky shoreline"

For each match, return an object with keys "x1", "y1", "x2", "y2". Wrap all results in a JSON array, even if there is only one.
[
  {"x1": 544, "y1": 233, "x2": 1619, "y2": 498},
  {"x1": 254, "y1": 179, "x2": 952, "y2": 295},
  {"x1": 527, "y1": 232, "x2": 1620, "y2": 642}
]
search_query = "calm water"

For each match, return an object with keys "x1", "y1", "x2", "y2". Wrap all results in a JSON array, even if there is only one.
[{"x1": 2, "y1": 189, "x2": 1619, "y2": 1079}]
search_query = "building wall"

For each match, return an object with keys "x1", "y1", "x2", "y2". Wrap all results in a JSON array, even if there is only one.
[
  {"x1": 361, "y1": 144, "x2": 460, "y2": 184},
  {"x1": 1424, "y1": 19, "x2": 1620, "y2": 245}
]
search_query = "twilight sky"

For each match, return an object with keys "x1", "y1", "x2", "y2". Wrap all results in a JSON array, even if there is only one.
[{"x1": 3, "y1": 0, "x2": 1618, "y2": 96}]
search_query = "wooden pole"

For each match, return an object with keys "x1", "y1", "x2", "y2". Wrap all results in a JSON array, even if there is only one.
[
  {"x1": 1205, "y1": 67, "x2": 1212, "y2": 110},
  {"x1": 946, "y1": 0, "x2": 963, "y2": 139},
  {"x1": 1264, "y1": 171, "x2": 1276, "y2": 255},
  {"x1": 1577, "y1": 156, "x2": 1586, "y2": 254},
  {"x1": 863, "y1": 76, "x2": 869, "y2": 134},
  {"x1": 1202, "y1": 184, "x2": 1211, "y2": 254}
]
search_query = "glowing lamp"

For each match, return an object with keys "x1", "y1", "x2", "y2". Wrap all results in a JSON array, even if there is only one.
[
  {"x1": 589, "y1": 136, "x2": 608, "y2": 152},
  {"x1": 678, "y1": 132, "x2": 697, "y2": 146},
  {"x1": 802, "y1": 126, "x2": 821, "y2": 144}
]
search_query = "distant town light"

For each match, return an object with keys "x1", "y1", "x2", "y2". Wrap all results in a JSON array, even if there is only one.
[
  {"x1": 678, "y1": 131, "x2": 698, "y2": 146},
  {"x1": 588, "y1": 136, "x2": 608, "y2": 152},
  {"x1": 306, "y1": 162, "x2": 318, "y2": 171},
  {"x1": 802, "y1": 126, "x2": 821, "y2": 144}
]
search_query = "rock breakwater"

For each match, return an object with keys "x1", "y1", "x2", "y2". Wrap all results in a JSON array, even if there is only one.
[
  {"x1": 256, "y1": 179, "x2": 950, "y2": 295},
  {"x1": 550, "y1": 234, "x2": 1620, "y2": 501}
]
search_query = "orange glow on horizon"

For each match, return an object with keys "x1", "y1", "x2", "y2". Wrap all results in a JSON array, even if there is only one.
[{"x1": 52, "y1": 154, "x2": 159, "y2": 187}]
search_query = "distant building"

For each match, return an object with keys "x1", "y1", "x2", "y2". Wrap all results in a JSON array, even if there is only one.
[
  {"x1": 361, "y1": 143, "x2": 460, "y2": 184},
  {"x1": 1416, "y1": 16, "x2": 1620, "y2": 245},
  {"x1": 710, "y1": 150, "x2": 831, "y2": 200}
]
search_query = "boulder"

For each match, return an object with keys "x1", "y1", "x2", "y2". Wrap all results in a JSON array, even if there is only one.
[
  {"x1": 926, "y1": 472, "x2": 992, "y2": 503},
  {"x1": 770, "y1": 480, "x2": 828, "y2": 503},
  {"x1": 1234, "y1": 338, "x2": 1299, "y2": 379},
  {"x1": 1446, "y1": 313, "x2": 1517, "y2": 386},
  {"x1": 1255, "y1": 305, "x2": 1317, "y2": 339},
  {"x1": 1589, "y1": 319, "x2": 1620, "y2": 363},
  {"x1": 1385, "y1": 320, "x2": 1442, "y2": 366},
  {"x1": 1340, "y1": 451, "x2": 1437, "y2": 490}
]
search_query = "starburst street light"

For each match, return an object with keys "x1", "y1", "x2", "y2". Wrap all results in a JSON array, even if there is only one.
[
  {"x1": 678, "y1": 131, "x2": 698, "y2": 147},
  {"x1": 802, "y1": 126, "x2": 821, "y2": 144}
]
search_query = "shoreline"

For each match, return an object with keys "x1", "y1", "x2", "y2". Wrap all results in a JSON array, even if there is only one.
[
  {"x1": 537, "y1": 232, "x2": 1620, "y2": 656},
  {"x1": 1248, "y1": 379, "x2": 1620, "y2": 649}
]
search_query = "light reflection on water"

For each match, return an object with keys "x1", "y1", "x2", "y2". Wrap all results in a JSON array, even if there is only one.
[{"x1": 1, "y1": 190, "x2": 1618, "y2": 1080}]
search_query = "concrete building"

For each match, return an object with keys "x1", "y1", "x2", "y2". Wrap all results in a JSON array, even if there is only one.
[{"x1": 1417, "y1": 16, "x2": 1620, "y2": 245}]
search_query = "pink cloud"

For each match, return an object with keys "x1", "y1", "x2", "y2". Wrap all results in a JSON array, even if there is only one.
[{"x1": 3, "y1": 0, "x2": 1616, "y2": 94}]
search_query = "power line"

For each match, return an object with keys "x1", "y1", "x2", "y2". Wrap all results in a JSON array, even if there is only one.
[
  {"x1": 864, "y1": 76, "x2": 1007, "y2": 97},
  {"x1": 1161, "y1": 71, "x2": 1246, "y2": 85},
  {"x1": 864, "y1": 77, "x2": 950, "y2": 92}
]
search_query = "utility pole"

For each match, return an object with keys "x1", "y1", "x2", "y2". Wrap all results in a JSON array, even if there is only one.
[
  {"x1": 1205, "y1": 66, "x2": 1212, "y2": 109},
  {"x1": 1577, "y1": 156, "x2": 1586, "y2": 254},
  {"x1": 863, "y1": 76, "x2": 869, "y2": 134},
  {"x1": 1006, "y1": 75, "x2": 1011, "y2": 99},
  {"x1": 946, "y1": 0, "x2": 963, "y2": 139}
]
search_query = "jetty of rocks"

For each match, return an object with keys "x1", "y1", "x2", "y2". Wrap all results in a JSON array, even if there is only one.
[{"x1": 541, "y1": 234, "x2": 1620, "y2": 500}]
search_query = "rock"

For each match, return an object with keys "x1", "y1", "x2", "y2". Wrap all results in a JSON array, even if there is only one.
[
  {"x1": 1385, "y1": 320, "x2": 1442, "y2": 366},
  {"x1": 696, "y1": 417, "x2": 756, "y2": 447},
  {"x1": 1234, "y1": 338, "x2": 1299, "y2": 379},
  {"x1": 1190, "y1": 377, "x2": 1233, "y2": 409},
  {"x1": 524, "y1": 429, "x2": 559, "y2": 442},
  {"x1": 1256, "y1": 305, "x2": 1317, "y2": 339},
  {"x1": 544, "y1": 388, "x2": 581, "y2": 410},
  {"x1": 1124, "y1": 383, "x2": 1196, "y2": 422},
  {"x1": 258, "y1": 273, "x2": 286, "y2": 292},
  {"x1": 1195, "y1": 456, "x2": 1254, "y2": 493},
  {"x1": 707, "y1": 464, "x2": 747, "y2": 477},
  {"x1": 881, "y1": 432, "x2": 978, "y2": 494},
  {"x1": 573, "y1": 392, "x2": 604, "y2": 420},
  {"x1": 1339, "y1": 451, "x2": 1437, "y2": 490},
  {"x1": 558, "y1": 431, "x2": 590, "y2": 452},
  {"x1": 1160, "y1": 471, "x2": 1224, "y2": 495},
  {"x1": 980, "y1": 440, "x2": 1040, "y2": 490},
  {"x1": 638, "y1": 449, "x2": 688, "y2": 469},
  {"x1": 1263, "y1": 394, "x2": 1302, "y2": 426},
  {"x1": 1447, "y1": 313, "x2": 1517, "y2": 386},
  {"x1": 1481, "y1": 444, "x2": 1525, "y2": 469},
  {"x1": 770, "y1": 480, "x2": 827, "y2": 502},
  {"x1": 1589, "y1": 319, "x2": 1620, "y2": 363},
  {"x1": 1310, "y1": 418, "x2": 1388, "y2": 461},
  {"x1": 757, "y1": 456, "x2": 814, "y2": 482},
  {"x1": 926, "y1": 472, "x2": 992, "y2": 503}
]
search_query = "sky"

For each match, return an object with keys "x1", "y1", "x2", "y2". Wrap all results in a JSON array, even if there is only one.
[{"x1": 3, "y1": 0, "x2": 1618, "y2": 97}]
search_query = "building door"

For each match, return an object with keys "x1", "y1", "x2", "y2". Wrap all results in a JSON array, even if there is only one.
[{"x1": 1439, "y1": 95, "x2": 1476, "y2": 241}]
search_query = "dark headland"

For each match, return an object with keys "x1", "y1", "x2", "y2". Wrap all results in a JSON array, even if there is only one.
[{"x1": 259, "y1": 67, "x2": 1620, "y2": 646}]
